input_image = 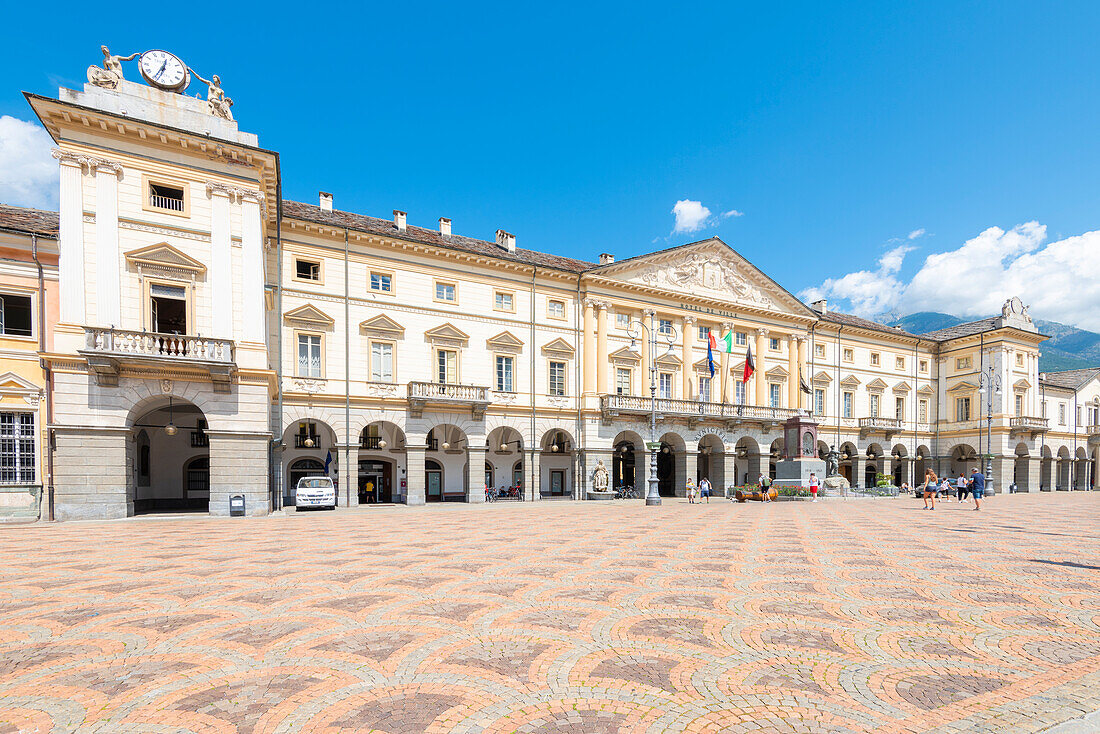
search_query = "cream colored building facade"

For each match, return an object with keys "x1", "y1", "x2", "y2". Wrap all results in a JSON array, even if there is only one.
[{"x1": 7, "y1": 50, "x2": 1097, "y2": 519}]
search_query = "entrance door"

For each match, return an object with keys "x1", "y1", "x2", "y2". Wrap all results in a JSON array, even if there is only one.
[
  {"x1": 550, "y1": 470, "x2": 565, "y2": 496},
  {"x1": 358, "y1": 460, "x2": 392, "y2": 504},
  {"x1": 426, "y1": 460, "x2": 443, "y2": 502},
  {"x1": 657, "y1": 446, "x2": 675, "y2": 496}
]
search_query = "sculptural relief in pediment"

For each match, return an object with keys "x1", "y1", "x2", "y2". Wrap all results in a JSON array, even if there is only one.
[{"x1": 622, "y1": 250, "x2": 777, "y2": 310}]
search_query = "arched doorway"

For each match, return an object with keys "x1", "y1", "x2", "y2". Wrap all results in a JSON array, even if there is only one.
[
  {"x1": 891, "y1": 444, "x2": 908, "y2": 487},
  {"x1": 658, "y1": 432, "x2": 686, "y2": 497},
  {"x1": 540, "y1": 429, "x2": 574, "y2": 498},
  {"x1": 288, "y1": 458, "x2": 325, "y2": 505},
  {"x1": 697, "y1": 434, "x2": 725, "y2": 489},
  {"x1": 130, "y1": 398, "x2": 209, "y2": 514},
  {"x1": 488, "y1": 426, "x2": 524, "y2": 495},
  {"x1": 865, "y1": 443, "x2": 884, "y2": 487},
  {"x1": 358, "y1": 421, "x2": 406, "y2": 504},
  {"x1": 425, "y1": 459, "x2": 444, "y2": 502},
  {"x1": 1057, "y1": 446, "x2": 1071, "y2": 490},
  {"x1": 1040, "y1": 445, "x2": 1053, "y2": 491},
  {"x1": 1014, "y1": 443, "x2": 1030, "y2": 492},
  {"x1": 950, "y1": 444, "x2": 979, "y2": 478},
  {"x1": 612, "y1": 430, "x2": 644, "y2": 495},
  {"x1": 282, "y1": 419, "x2": 338, "y2": 507},
  {"x1": 426, "y1": 424, "x2": 468, "y2": 501},
  {"x1": 733, "y1": 436, "x2": 760, "y2": 486},
  {"x1": 914, "y1": 445, "x2": 930, "y2": 483},
  {"x1": 1074, "y1": 447, "x2": 1089, "y2": 490},
  {"x1": 839, "y1": 442, "x2": 857, "y2": 484}
]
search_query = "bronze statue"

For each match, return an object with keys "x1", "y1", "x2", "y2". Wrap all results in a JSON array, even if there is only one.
[{"x1": 825, "y1": 445, "x2": 840, "y2": 478}]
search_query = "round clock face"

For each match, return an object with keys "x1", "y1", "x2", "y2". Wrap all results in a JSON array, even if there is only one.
[{"x1": 139, "y1": 50, "x2": 189, "y2": 91}]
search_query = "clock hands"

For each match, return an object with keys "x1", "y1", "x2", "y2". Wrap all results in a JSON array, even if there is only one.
[{"x1": 154, "y1": 57, "x2": 168, "y2": 82}]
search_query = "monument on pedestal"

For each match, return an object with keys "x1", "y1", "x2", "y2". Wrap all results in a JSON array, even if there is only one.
[{"x1": 773, "y1": 415, "x2": 826, "y2": 487}]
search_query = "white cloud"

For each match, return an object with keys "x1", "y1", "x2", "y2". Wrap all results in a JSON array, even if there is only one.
[
  {"x1": 0, "y1": 116, "x2": 57, "y2": 209},
  {"x1": 672, "y1": 199, "x2": 712, "y2": 233},
  {"x1": 800, "y1": 221, "x2": 1100, "y2": 331},
  {"x1": 722, "y1": 209, "x2": 744, "y2": 218},
  {"x1": 908, "y1": 228, "x2": 925, "y2": 240}
]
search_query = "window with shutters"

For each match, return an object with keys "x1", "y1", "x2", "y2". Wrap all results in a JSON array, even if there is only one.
[
  {"x1": 436, "y1": 349, "x2": 458, "y2": 384},
  {"x1": 658, "y1": 372, "x2": 673, "y2": 399},
  {"x1": 496, "y1": 356, "x2": 514, "y2": 392},
  {"x1": 548, "y1": 360, "x2": 566, "y2": 396},
  {"x1": 615, "y1": 367, "x2": 631, "y2": 395},
  {"x1": 698, "y1": 376, "x2": 711, "y2": 402}
]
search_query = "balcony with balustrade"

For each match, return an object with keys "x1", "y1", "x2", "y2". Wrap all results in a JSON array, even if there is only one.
[
  {"x1": 1009, "y1": 415, "x2": 1049, "y2": 438},
  {"x1": 858, "y1": 416, "x2": 905, "y2": 438},
  {"x1": 599, "y1": 394, "x2": 802, "y2": 428},
  {"x1": 1086, "y1": 424, "x2": 1100, "y2": 444},
  {"x1": 80, "y1": 327, "x2": 235, "y2": 391},
  {"x1": 407, "y1": 381, "x2": 492, "y2": 420}
]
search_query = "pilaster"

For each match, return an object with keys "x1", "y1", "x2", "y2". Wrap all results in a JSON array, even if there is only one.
[
  {"x1": 337, "y1": 443, "x2": 359, "y2": 507},
  {"x1": 207, "y1": 431, "x2": 270, "y2": 517},
  {"x1": 682, "y1": 316, "x2": 695, "y2": 400},
  {"x1": 467, "y1": 445, "x2": 487, "y2": 503},
  {"x1": 405, "y1": 446, "x2": 426, "y2": 505},
  {"x1": 797, "y1": 336, "x2": 808, "y2": 411},
  {"x1": 240, "y1": 191, "x2": 265, "y2": 344},
  {"x1": 1026, "y1": 456, "x2": 1041, "y2": 493},
  {"x1": 207, "y1": 184, "x2": 233, "y2": 339},
  {"x1": 787, "y1": 335, "x2": 798, "y2": 409},
  {"x1": 596, "y1": 301, "x2": 609, "y2": 395},
  {"x1": 582, "y1": 298, "x2": 596, "y2": 395},
  {"x1": 641, "y1": 310, "x2": 656, "y2": 395},
  {"x1": 94, "y1": 159, "x2": 122, "y2": 327},
  {"x1": 53, "y1": 150, "x2": 86, "y2": 324},
  {"x1": 755, "y1": 328, "x2": 768, "y2": 407},
  {"x1": 524, "y1": 448, "x2": 541, "y2": 500}
]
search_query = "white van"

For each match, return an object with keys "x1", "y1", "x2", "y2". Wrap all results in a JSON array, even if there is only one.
[{"x1": 295, "y1": 476, "x2": 336, "y2": 510}]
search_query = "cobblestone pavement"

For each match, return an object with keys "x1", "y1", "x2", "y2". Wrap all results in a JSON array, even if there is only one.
[{"x1": 1, "y1": 493, "x2": 1098, "y2": 734}]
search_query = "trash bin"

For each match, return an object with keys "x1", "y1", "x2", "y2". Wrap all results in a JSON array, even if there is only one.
[{"x1": 229, "y1": 494, "x2": 246, "y2": 517}]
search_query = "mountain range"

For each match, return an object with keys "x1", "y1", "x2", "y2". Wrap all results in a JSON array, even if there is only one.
[{"x1": 879, "y1": 312, "x2": 1100, "y2": 373}]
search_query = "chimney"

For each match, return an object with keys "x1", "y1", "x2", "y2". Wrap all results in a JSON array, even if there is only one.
[
  {"x1": 810, "y1": 299, "x2": 828, "y2": 314},
  {"x1": 439, "y1": 217, "x2": 451, "y2": 237},
  {"x1": 599, "y1": 253, "x2": 614, "y2": 265},
  {"x1": 496, "y1": 229, "x2": 516, "y2": 253},
  {"x1": 319, "y1": 191, "x2": 333, "y2": 212},
  {"x1": 393, "y1": 210, "x2": 407, "y2": 232}
]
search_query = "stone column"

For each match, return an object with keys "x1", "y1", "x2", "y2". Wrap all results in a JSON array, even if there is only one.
[
  {"x1": 881, "y1": 456, "x2": 894, "y2": 485},
  {"x1": 338, "y1": 443, "x2": 359, "y2": 507},
  {"x1": 467, "y1": 444, "x2": 487, "y2": 503},
  {"x1": 722, "y1": 321, "x2": 734, "y2": 404},
  {"x1": 208, "y1": 185, "x2": 233, "y2": 339},
  {"x1": 524, "y1": 448, "x2": 541, "y2": 500},
  {"x1": 240, "y1": 192, "x2": 266, "y2": 344},
  {"x1": 54, "y1": 151, "x2": 86, "y2": 324},
  {"x1": 673, "y1": 449, "x2": 691, "y2": 497},
  {"x1": 787, "y1": 335, "x2": 799, "y2": 409},
  {"x1": 746, "y1": 450, "x2": 765, "y2": 484},
  {"x1": 582, "y1": 298, "x2": 596, "y2": 395},
  {"x1": 852, "y1": 456, "x2": 867, "y2": 488},
  {"x1": 682, "y1": 316, "x2": 695, "y2": 400},
  {"x1": 596, "y1": 302, "x2": 609, "y2": 395},
  {"x1": 53, "y1": 426, "x2": 131, "y2": 520},
  {"x1": 94, "y1": 161, "x2": 122, "y2": 327},
  {"x1": 1027, "y1": 456, "x2": 1042, "y2": 493},
  {"x1": 208, "y1": 431, "x2": 271, "y2": 516},
  {"x1": 405, "y1": 445, "x2": 426, "y2": 505},
  {"x1": 755, "y1": 328, "x2": 769, "y2": 407}
]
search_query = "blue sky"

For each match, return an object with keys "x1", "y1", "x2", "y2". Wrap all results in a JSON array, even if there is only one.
[{"x1": 3, "y1": 1, "x2": 1100, "y2": 328}]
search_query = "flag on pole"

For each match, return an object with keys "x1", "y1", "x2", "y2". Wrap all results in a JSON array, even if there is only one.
[
  {"x1": 707, "y1": 332, "x2": 717, "y2": 377},
  {"x1": 799, "y1": 367, "x2": 812, "y2": 394},
  {"x1": 743, "y1": 342, "x2": 756, "y2": 383},
  {"x1": 324, "y1": 450, "x2": 333, "y2": 475},
  {"x1": 719, "y1": 330, "x2": 735, "y2": 353}
]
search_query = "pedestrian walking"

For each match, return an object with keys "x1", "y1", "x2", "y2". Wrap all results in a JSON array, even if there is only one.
[
  {"x1": 686, "y1": 477, "x2": 697, "y2": 504},
  {"x1": 760, "y1": 473, "x2": 773, "y2": 503},
  {"x1": 808, "y1": 472, "x2": 820, "y2": 502},
  {"x1": 923, "y1": 469, "x2": 938, "y2": 510},
  {"x1": 940, "y1": 476, "x2": 952, "y2": 501},
  {"x1": 969, "y1": 468, "x2": 986, "y2": 511},
  {"x1": 956, "y1": 472, "x2": 969, "y2": 502},
  {"x1": 699, "y1": 477, "x2": 712, "y2": 503}
]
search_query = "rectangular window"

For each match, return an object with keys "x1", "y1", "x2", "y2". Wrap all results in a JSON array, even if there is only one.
[
  {"x1": 295, "y1": 259, "x2": 320, "y2": 281},
  {"x1": 549, "y1": 360, "x2": 566, "y2": 396},
  {"x1": 956, "y1": 397, "x2": 971, "y2": 421},
  {"x1": 616, "y1": 313, "x2": 630, "y2": 329},
  {"x1": 1041, "y1": 400, "x2": 1047, "y2": 418},
  {"x1": 1076, "y1": 405, "x2": 1082, "y2": 425},
  {"x1": 956, "y1": 356, "x2": 972, "y2": 370},
  {"x1": 735, "y1": 380, "x2": 746, "y2": 404},
  {"x1": 658, "y1": 319, "x2": 673, "y2": 336},
  {"x1": 0, "y1": 295, "x2": 33, "y2": 336},
  {"x1": 895, "y1": 396, "x2": 905, "y2": 420},
  {"x1": 919, "y1": 399, "x2": 928, "y2": 423},
  {"x1": 815, "y1": 344, "x2": 825, "y2": 358},
  {"x1": 869, "y1": 393, "x2": 880, "y2": 417},
  {"x1": 494, "y1": 291, "x2": 514, "y2": 312},
  {"x1": 369, "y1": 272, "x2": 392, "y2": 292},
  {"x1": 496, "y1": 356, "x2": 514, "y2": 392},
  {"x1": 150, "y1": 283, "x2": 187, "y2": 334},
  {"x1": 1059, "y1": 403, "x2": 1066, "y2": 425},
  {"x1": 843, "y1": 392, "x2": 853, "y2": 418},
  {"x1": 919, "y1": 359, "x2": 928, "y2": 372},
  {"x1": 148, "y1": 181, "x2": 185, "y2": 213},
  {"x1": 769, "y1": 383, "x2": 782, "y2": 408},
  {"x1": 658, "y1": 372, "x2": 672, "y2": 399},
  {"x1": 769, "y1": 337, "x2": 780, "y2": 351},
  {"x1": 548, "y1": 299, "x2": 565, "y2": 319},
  {"x1": 437, "y1": 349, "x2": 457, "y2": 384},
  {"x1": 435, "y1": 281, "x2": 456, "y2": 302},
  {"x1": 615, "y1": 367, "x2": 631, "y2": 395},
  {"x1": 1015, "y1": 393, "x2": 1023, "y2": 417},
  {"x1": 697, "y1": 326, "x2": 710, "y2": 341},
  {"x1": 0, "y1": 412, "x2": 35, "y2": 484},
  {"x1": 814, "y1": 388, "x2": 825, "y2": 416},
  {"x1": 297, "y1": 333, "x2": 322, "y2": 378},
  {"x1": 843, "y1": 348, "x2": 854, "y2": 362},
  {"x1": 1016, "y1": 352, "x2": 1024, "y2": 367},
  {"x1": 870, "y1": 352, "x2": 880, "y2": 366},
  {"x1": 370, "y1": 341, "x2": 393, "y2": 382},
  {"x1": 698, "y1": 376, "x2": 711, "y2": 402},
  {"x1": 895, "y1": 356, "x2": 905, "y2": 370},
  {"x1": 735, "y1": 332, "x2": 747, "y2": 346}
]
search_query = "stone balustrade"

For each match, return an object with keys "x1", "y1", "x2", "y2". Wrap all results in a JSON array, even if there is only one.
[
  {"x1": 84, "y1": 327, "x2": 234, "y2": 363},
  {"x1": 600, "y1": 394, "x2": 803, "y2": 424}
]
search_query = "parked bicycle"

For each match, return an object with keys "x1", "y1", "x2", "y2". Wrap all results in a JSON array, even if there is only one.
[
  {"x1": 614, "y1": 484, "x2": 638, "y2": 499},
  {"x1": 487, "y1": 484, "x2": 524, "y2": 502}
]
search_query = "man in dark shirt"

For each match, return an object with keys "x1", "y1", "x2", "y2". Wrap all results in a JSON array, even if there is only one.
[{"x1": 969, "y1": 468, "x2": 986, "y2": 511}]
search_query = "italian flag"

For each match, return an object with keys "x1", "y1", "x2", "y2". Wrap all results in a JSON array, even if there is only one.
[
  {"x1": 718, "y1": 331, "x2": 735, "y2": 353},
  {"x1": 743, "y1": 342, "x2": 756, "y2": 383}
]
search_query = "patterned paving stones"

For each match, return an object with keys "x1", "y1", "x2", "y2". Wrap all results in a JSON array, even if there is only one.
[{"x1": 0, "y1": 493, "x2": 1098, "y2": 733}]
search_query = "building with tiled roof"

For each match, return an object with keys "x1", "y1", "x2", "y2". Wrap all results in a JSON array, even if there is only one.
[{"x1": 5, "y1": 48, "x2": 1097, "y2": 521}]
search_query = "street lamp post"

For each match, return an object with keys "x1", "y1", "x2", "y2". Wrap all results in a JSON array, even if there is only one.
[
  {"x1": 978, "y1": 363, "x2": 1002, "y2": 489},
  {"x1": 627, "y1": 313, "x2": 677, "y2": 506}
]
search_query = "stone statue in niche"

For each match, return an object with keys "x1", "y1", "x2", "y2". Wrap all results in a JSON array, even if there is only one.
[
  {"x1": 87, "y1": 46, "x2": 138, "y2": 90},
  {"x1": 592, "y1": 460, "x2": 610, "y2": 491},
  {"x1": 194, "y1": 73, "x2": 234, "y2": 120}
]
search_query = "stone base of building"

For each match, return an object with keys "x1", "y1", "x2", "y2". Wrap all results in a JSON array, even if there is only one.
[{"x1": 53, "y1": 427, "x2": 134, "y2": 521}]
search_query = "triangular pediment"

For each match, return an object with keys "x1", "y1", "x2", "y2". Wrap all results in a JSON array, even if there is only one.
[
  {"x1": 840, "y1": 374, "x2": 861, "y2": 388},
  {"x1": 125, "y1": 242, "x2": 206, "y2": 275},
  {"x1": 541, "y1": 338, "x2": 576, "y2": 357},
  {"x1": 0, "y1": 372, "x2": 39, "y2": 393},
  {"x1": 609, "y1": 345, "x2": 641, "y2": 363},
  {"x1": 765, "y1": 365, "x2": 789, "y2": 379},
  {"x1": 588, "y1": 238, "x2": 815, "y2": 317},
  {"x1": 893, "y1": 380, "x2": 911, "y2": 393},
  {"x1": 917, "y1": 384, "x2": 935, "y2": 394},
  {"x1": 866, "y1": 378, "x2": 889, "y2": 392},
  {"x1": 284, "y1": 303, "x2": 335, "y2": 329},
  {"x1": 425, "y1": 322, "x2": 470, "y2": 346},
  {"x1": 1013, "y1": 378, "x2": 1032, "y2": 390},
  {"x1": 360, "y1": 314, "x2": 405, "y2": 337},
  {"x1": 948, "y1": 380, "x2": 978, "y2": 393},
  {"x1": 812, "y1": 370, "x2": 832, "y2": 384},
  {"x1": 487, "y1": 331, "x2": 524, "y2": 352},
  {"x1": 655, "y1": 352, "x2": 682, "y2": 368}
]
